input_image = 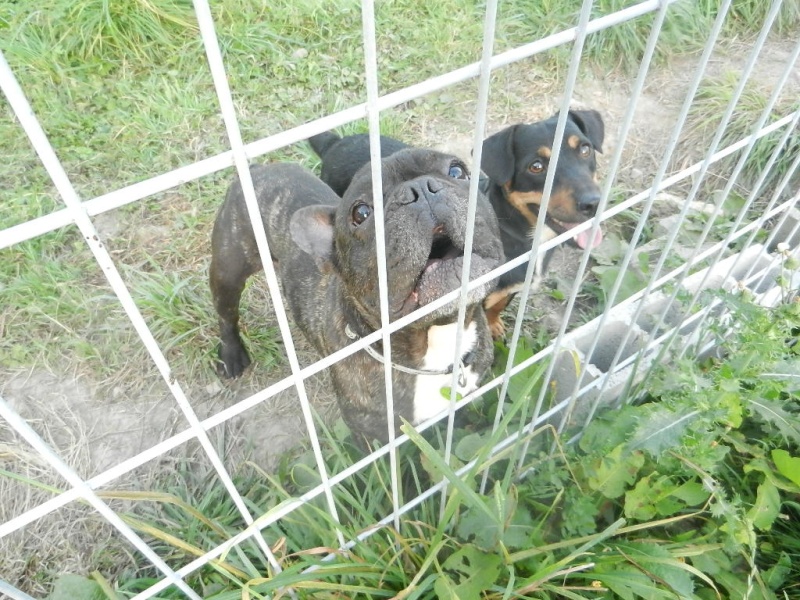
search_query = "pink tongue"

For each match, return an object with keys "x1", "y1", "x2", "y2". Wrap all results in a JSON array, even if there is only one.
[{"x1": 560, "y1": 221, "x2": 604, "y2": 249}]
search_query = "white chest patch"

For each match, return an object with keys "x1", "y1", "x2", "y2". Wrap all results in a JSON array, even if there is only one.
[{"x1": 412, "y1": 321, "x2": 481, "y2": 424}]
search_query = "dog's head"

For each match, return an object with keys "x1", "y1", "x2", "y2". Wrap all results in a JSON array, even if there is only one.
[
  {"x1": 290, "y1": 148, "x2": 504, "y2": 328},
  {"x1": 481, "y1": 109, "x2": 605, "y2": 249}
]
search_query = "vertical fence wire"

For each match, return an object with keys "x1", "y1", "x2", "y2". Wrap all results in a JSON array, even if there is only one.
[
  {"x1": 673, "y1": 130, "x2": 800, "y2": 360},
  {"x1": 0, "y1": 47, "x2": 262, "y2": 596},
  {"x1": 439, "y1": 0, "x2": 500, "y2": 514},
  {"x1": 550, "y1": 0, "x2": 672, "y2": 437},
  {"x1": 639, "y1": 33, "x2": 800, "y2": 374},
  {"x1": 738, "y1": 176, "x2": 800, "y2": 289},
  {"x1": 360, "y1": 0, "x2": 402, "y2": 532},
  {"x1": 580, "y1": 0, "x2": 791, "y2": 413},
  {"x1": 506, "y1": 0, "x2": 595, "y2": 470},
  {"x1": 194, "y1": 0, "x2": 343, "y2": 563},
  {"x1": 554, "y1": 0, "x2": 731, "y2": 428},
  {"x1": 667, "y1": 61, "x2": 800, "y2": 346},
  {"x1": 193, "y1": 0, "x2": 345, "y2": 555},
  {"x1": 565, "y1": 0, "x2": 736, "y2": 430}
]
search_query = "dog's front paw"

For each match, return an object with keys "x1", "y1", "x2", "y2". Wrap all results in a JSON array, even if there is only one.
[
  {"x1": 216, "y1": 342, "x2": 251, "y2": 379},
  {"x1": 488, "y1": 313, "x2": 506, "y2": 340}
]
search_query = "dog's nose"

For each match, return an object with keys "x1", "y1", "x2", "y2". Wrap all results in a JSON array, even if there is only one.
[
  {"x1": 425, "y1": 178, "x2": 443, "y2": 194},
  {"x1": 577, "y1": 193, "x2": 600, "y2": 216},
  {"x1": 405, "y1": 177, "x2": 444, "y2": 203}
]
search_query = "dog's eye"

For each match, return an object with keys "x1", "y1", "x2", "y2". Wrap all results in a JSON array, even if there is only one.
[
  {"x1": 579, "y1": 143, "x2": 593, "y2": 158},
  {"x1": 528, "y1": 159, "x2": 546, "y2": 174},
  {"x1": 351, "y1": 203, "x2": 371, "y2": 225},
  {"x1": 448, "y1": 163, "x2": 468, "y2": 179}
]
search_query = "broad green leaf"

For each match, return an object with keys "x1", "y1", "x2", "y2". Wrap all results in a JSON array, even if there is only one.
[
  {"x1": 503, "y1": 504, "x2": 535, "y2": 549},
  {"x1": 637, "y1": 250, "x2": 650, "y2": 275},
  {"x1": 439, "y1": 386, "x2": 462, "y2": 401},
  {"x1": 562, "y1": 487, "x2": 600, "y2": 537},
  {"x1": 627, "y1": 405, "x2": 701, "y2": 457},
  {"x1": 433, "y1": 576, "x2": 460, "y2": 600},
  {"x1": 744, "y1": 457, "x2": 800, "y2": 493},
  {"x1": 624, "y1": 474, "x2": 675, "y2": 521},
  {"x1": 710, "y1": 569, "x2": 757, "y2": 599},
  {"x1": 772, "y1": 449, "x2": 800, "y2": 487},
  {"x1": 614, "y1": 543, "x2": 694, "y2": 597},
  {"x1": 746, "y1": 478, "x2": 780, "y2": 531},
  {"x1": 592, "y1": 232, "x2": 628, "y2": 265},
  {"x1": 762, "y1": 359, "x2": 800, "y2": 393},
  {"x1": 434, "y1": 545, "x2": 502, "y2": 600},
  {"x1": 587, "y1": 444, "x2": 645, "y2": 499},
  {"x1": 689, "y1": 548, "x2": 731, "y2": 576},
  {"x1": 591, "y1": 569, "x2": 674, "y2": 600},
  {"x1": 625, "y1": 477, "x2": 710, "y2": 519},
  {"x1": 456, "y1": 483, "x2": 532, "y2": 551},
  {"x1": 764, "y1": 552, "x2": 791, "y2": 590},
  {"x1": 455, "y1": 433, "x2": 484, "y2": 462},
  {"x1": 46, "y1": 575, "x2": 104, "y2": 600},
  {"x1": 624, "y1": 475, "x2": 709, "y2": 519},
  {"x1": 456, "y1": 504, "x2": 500, "y2": 550},
  {"x1": 402, "y1": 422, "x2": 500, "y2": 526},
  {"x1": 719, "y1": 376, "x2": 740, "y2": 392},
  {"x1": 580, "y1": 406, "x2": 639, "y2": 454},
  {"x1": 748, "y1": 397, "x2": 800, "y2": 444},
  {"x1": 670, "y1": 479, "x2": 710, "y2": 506},
  {"x1": 591, "y1": 264, "x2": 647, "y2": 303},
  {"x1": 719, "y1": 513, "x2": 757, "y2": 548},
  {"x1": 722, "y1": 190, "x2": 747, "y2": 217},
  {"x1": 715, "y1": 390, "x2": 743, "y2": 427}
]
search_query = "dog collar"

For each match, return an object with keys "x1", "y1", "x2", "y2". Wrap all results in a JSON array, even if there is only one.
[{"x1": 344, "y1": 324, "x2": 469, "y2": 388}]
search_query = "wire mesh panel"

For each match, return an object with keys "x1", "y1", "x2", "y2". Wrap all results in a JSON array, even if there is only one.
[{"x1": 1, "y1": 0, "x2": 799, "y2": 597}]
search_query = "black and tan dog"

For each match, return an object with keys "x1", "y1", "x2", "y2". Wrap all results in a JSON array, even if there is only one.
[
  {"x1": 210, "y1": 150, "x2": 504, "y2": 442},
  {"x1": 308, "y1": 109, "x2": 605, "y2": 337},
  {"x1": 480, "y1": 109, "x2": 605, "y2": 335}
]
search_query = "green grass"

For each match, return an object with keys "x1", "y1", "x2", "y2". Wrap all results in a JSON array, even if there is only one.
[
  {"x1": 37, "y1": 296, "x2": 800, "y2": 597},
  {"x1": 687, "y1": 71, "x2": 800, "y2": 202},
  {"x1": 0, "y1": 0, "x2": 793, "y2": 417},
  {"x1": 699, "y1": 0, "x2": 800, "y2": 36},
  {"x1": 4, "y1": 0, "x2": 787, "y2": 389},
  {"x1": 2, "y1": 0, "x2": 799, "y2": 595}
]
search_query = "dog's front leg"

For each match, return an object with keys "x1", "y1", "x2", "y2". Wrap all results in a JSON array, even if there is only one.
[{"x1": 210, "y1": 252, "x2": 255, "y2": 378}]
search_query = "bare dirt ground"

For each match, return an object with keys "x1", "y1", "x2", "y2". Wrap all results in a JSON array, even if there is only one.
[{"x1": 1, "y1": 37, "x2": 797, "y2": 593}]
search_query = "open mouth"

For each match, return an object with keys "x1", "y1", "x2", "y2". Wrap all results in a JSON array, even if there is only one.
[
  {"x1": 530, "y1": 205, "x2": 604, "y2": 250},
  {"x1": 423, "y1": 232, "x2": 462, "y2": 274},
  {"x1": 400, "y1": 233, "x2": 463, "y2": 312},
  {"x1": 395, "y1": 230, "x2": 497, "y2": 319}
]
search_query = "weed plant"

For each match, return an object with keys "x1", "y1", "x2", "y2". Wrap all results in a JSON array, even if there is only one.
[{"x1": 44, "y1": 292, "x2": 800, "y2": 598}]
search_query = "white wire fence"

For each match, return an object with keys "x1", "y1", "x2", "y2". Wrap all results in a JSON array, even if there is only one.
[{"x1": 1, "y1": 0, "x2": 799, "y2": 597}]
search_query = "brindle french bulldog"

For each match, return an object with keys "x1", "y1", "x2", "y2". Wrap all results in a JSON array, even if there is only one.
[{"x1": 210, "y1": 149, "x2": 504, "y2": 442}]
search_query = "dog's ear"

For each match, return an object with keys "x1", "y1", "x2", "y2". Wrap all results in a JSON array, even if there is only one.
[
  {"x1": 290, "y1": 205, "x2": 336, "y2": 271},
  {"x1": 480, "y1": 125, "x2": 518, "y2": 185},
  {"x1": 568, "y1": 109, "x2": 604, "y2": 153}
]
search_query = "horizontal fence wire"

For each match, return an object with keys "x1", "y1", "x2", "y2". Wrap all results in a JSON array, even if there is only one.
[
  {"x1": 2, "y1": 0, "x2": 799, "y2": 597},
  {"x1": 0, "y1": 0, "x2": 678, "y2": 252}
]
